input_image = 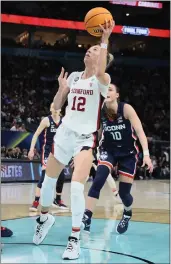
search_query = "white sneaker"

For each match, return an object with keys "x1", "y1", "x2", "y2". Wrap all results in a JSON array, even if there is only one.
[
  {"x1": 62, "y1": 236, "x2": 80, "y2": 260},
  {"x1": 33, "y1": 214, "x2": 55, "y2": 245}
]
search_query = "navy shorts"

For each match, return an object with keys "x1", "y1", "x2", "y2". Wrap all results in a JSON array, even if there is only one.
[
  {"x1": 41, "y1": 145, "x2": 53, "y2": 167},
  {"x1": 98, "y1": 148, "x2": 138, "y2": 179}
]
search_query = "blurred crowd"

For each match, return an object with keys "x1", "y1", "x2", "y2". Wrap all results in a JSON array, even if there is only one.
[
  {"x1": 2, "y1": 55, "x2": 169, "y2": 141},
  {"x1": 1, "y1": 146, "x2": 40, "y2": 160}
]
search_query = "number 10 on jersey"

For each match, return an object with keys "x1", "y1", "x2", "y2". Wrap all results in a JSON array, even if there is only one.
[
  {"x1": 71, "y1": 96, "x2": 86, "y2": 112},
  {"x1": 110, "y1": 132, "x2": 122, "y2": 140}
]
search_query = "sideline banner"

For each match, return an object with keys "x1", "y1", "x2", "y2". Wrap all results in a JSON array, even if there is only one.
[{"x1": 1, "y1": 160, "x2": 72, "y2": 183}]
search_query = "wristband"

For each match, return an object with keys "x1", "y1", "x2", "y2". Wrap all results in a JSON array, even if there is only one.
[
  {"x1": 143, "y1": 150, "x2": 150, "y2": 156},
  {"x1": 100, "y1": 43, "x2": 108, "y2": 49}
]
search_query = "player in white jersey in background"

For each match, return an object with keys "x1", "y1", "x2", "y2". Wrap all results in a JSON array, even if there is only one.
[{"x1": 33, "y1": 19, "x2": 115, "y2": 260}]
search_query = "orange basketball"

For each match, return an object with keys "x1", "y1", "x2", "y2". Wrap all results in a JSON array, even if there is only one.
[{"x1": 84, "y1": 7, "x2": 113, "y2": 37}]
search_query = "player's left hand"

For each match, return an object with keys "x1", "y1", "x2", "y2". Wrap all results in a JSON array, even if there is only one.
[
  {"x1": 99, "y1": 19, "x2": 115, "y2": 43},
  {"x1": 141, "y1": 156, "x2": 153, "y2": 173}
]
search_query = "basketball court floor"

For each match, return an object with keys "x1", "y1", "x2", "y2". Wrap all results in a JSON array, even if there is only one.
[{"x1": 1, "y1": 180, "x2": 170, "y2": 263}]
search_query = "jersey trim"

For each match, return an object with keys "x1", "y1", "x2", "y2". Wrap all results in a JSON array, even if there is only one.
[{"x1": 41, "y1": 128, "x2": 47, "y2": 166}]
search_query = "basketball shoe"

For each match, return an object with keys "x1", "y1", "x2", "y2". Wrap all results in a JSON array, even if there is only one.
[
  {"x1": 81, "y1": 214, "x2": 91, "y2": 233},
  {"x1": 33, "y1": 214, "x2": 55, "y2": 245},
  {"x1": 116, "y1": 209, "x2": 132, "y2": 234},
  {"x1": 52, "y1": 199, "x2": 69, "y2": 210},
  {"x1": 1, "y1": 227, "x2": 13, "y2": 237},
  {"x1": 29, "y1": 201, "x2": 39, "y2": 212},
  {"x1": 62, "y1": 236, "x2": 80, "y2": 260}
]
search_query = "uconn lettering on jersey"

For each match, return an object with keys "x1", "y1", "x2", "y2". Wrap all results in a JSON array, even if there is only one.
[
  {"x1": 103, "y1": 123, "x2": 126, "y2": 131},
  {"x1": 70, "y1": 88, "x2": 93, "y2": 96}
]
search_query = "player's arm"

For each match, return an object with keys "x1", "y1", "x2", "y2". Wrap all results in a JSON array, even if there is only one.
[
  {"x1": 124, "y1": 104, "x2": 153, "y2": 172},
  {"x1": 28, "y1": 117, "x2": 49, "y2": 160},
  {"x1": 96, "y1": 20, "x2": 114, "y2": 85},
  {"x1": 53, "y1": 67, "x2": 71, "y2": 110}
]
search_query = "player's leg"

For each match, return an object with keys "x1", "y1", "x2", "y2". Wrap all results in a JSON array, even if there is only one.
[
  {"x1": 116, "y1": 154, "x2": 137, "y2": 234},
  {"x1": 82, "y1": 151, "x2": 114, "y2": 233},
  {"x1": 29, "y1": 166, "x2": 46, "y2": 212},
  {"x1": 62, "y1": 133, "x2": 97, "y2": 260},
  {"x1": 63, "y1": 148, "x2": 93, "y2": 260},
  {"x1": 33, "y1": 124, "x2": 74, "y2": 245},
  {"x1": 53, "y1": 168, "x2": 68, "y2": 210}
]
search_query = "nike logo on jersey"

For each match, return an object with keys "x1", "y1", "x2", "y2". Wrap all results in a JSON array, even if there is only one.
[{"x1": 130, "y1": 150, "x2": 134, "y2": 154}]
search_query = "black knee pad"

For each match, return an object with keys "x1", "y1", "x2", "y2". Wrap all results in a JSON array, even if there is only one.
[
  {"x1": 37, "y1": 170, "x2": 45, "y2": 188},
  {"x1": 88, "y1": 165, "x2": 109, "y2": 199},
  {"x1": 119, "y1": 182, "x2": 133, "y2": 207},
  {"x1": 56, "y1": 169, "x2": 65, "y2": 193}
]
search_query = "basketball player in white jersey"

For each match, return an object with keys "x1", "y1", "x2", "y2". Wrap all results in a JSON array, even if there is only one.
[{"x1": 33, "y1": 19, "x2": 115, "y2": 260}]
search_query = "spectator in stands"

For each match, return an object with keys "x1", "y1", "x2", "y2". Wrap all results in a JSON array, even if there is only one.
[
  {"x1": 33, "y1": 148, "x2": 40, "y2": 160},
  {"x1": 21, "y1": 149, "x2": 28, "y2": 159}
]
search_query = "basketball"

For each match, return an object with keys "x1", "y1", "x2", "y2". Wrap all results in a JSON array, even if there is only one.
[{"x1": 84, "y1": 7, "x2": 113, "y2": 37}]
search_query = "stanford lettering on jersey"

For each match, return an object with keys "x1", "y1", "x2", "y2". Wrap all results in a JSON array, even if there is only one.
[{"x1": 71, "y1": 88, "x2": 93, "y2": 95}]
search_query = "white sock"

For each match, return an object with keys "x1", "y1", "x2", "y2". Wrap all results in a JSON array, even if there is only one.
[
  {"x1": 40, "y1": 174, "x2": 56, "y2": 222},
  {"x1": 124, "y1": 205, "x2": 132, "y2": 211},
  {"x1": 71, "y1": 181, "x2": 85, "y2": 239}
]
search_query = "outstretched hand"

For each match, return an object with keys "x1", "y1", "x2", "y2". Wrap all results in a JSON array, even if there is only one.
[
  {"x1": 58, "y1": 67, "x2": 68, "y2": 91},
  {"x1": 99, "y1": 19, "x2": 115, "y2": 42}
]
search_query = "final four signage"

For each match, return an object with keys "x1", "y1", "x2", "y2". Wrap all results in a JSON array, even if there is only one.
[{"x1": 122, "y1": 26, "x2": 150, "y2": 36}]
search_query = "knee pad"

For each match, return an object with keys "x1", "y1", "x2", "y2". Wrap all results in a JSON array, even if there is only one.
[
  {"x1": 119, "y1": 182, "x2": 133, "y2": 207},
  {"x1": 37, "y1": 170, "x2": 45, "y2": 188},
  {"x1": 88, "y1": 165, "x2": 109, "y2": 199},
  {"x1": 41, "y1": 175, "x2": 57, "y2": 207}
]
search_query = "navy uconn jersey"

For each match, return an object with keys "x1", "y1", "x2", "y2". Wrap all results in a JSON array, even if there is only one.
[
  {"x1": 100, "y1": 102, "x2": 138, "y2": 153},
  {"x1": 42, "y1": 115, "x2": 61, "y2": 166},
  {"x1": 43, "y1": 115, "x2": 60, "y2": 147},
  {"x1": 99, "y1": 102, "x2": 139, "y2": 178}
]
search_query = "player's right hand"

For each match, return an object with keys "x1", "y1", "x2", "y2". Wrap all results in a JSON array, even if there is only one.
[
  {"x1": 28, "y1": 149, "x2": 34, "y2": 160},
  {"x1": 58, "y1": 67, "x2": 68, "y2": 91}
]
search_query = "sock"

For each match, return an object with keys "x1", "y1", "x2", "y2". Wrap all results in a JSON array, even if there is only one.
[
  {"x1": 56, "y1": 194, "x2": 61, "y2": 201},
  {"x1": 35, "y1": 196, "x2": 40, "y2": 202},
  {"x1": 85, "y1": 209, "x2": 93, "y2": 219},
  {"x1": 123, "y1": 209, "x2": 132, "y2": 218},
  {"x1": 71, "y1": 181, "x2": 85, "y2": 239},
  {"x1": 71, "y1": 227, "x2": 80, "y2": 240},
  {"x1": 40, "y1": 211, "x2": 48, "y2": 222}
]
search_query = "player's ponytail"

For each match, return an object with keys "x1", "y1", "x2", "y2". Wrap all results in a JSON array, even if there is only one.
[{"x1": 106, "y1": 52, "x2": 114, "y2": 70}]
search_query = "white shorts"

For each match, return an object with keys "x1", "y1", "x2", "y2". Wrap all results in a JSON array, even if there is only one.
[{"x1": 53, "y1": 123, "x2": 98, "y2": 165}]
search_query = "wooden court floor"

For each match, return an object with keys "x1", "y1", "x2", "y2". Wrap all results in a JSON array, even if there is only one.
[{"x1": 1, "y1": 180, "x2": 170, "y2": 224}]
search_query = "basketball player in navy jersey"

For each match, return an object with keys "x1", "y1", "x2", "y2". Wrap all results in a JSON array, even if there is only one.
[
  {"x1": 82, "y1": 83, "x2": 153, "y2": 234},
  {"x1": 28, "y1": 103, "x2": 68, "y2": 211}
]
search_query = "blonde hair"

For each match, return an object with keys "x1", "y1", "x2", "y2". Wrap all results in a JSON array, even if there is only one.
[{"x1": 106, "y1": 53, "x2": 114, "y2": 69}]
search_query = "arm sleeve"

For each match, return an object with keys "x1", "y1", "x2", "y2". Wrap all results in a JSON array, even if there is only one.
[{"x1": 97, "y1": 73, "x2": 111, "y2": 98}]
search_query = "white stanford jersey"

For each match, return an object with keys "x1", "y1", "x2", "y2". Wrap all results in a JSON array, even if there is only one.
[{"x1": 62, "y1": 71, "x2": 110, "y2": 134}]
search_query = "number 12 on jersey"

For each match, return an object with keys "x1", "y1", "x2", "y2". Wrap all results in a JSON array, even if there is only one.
[
  {"x1": 110, "y1": 132, "x2": 122, "y2": 140},
  {"x1": 71, "y1": 96, "x2": 86, "y2": 112}
]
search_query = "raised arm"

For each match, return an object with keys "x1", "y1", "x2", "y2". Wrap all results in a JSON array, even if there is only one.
[
  {"x1": 96, "y1": 19, "x2": 115, "y2": 85},
  {"x1": 28, "y1": 117, "x2": 49, "y2": 160}
]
